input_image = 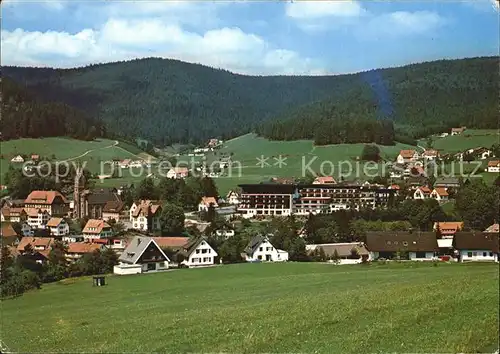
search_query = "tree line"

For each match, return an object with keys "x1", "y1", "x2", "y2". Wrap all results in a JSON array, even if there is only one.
[
  {"x1": 1, "y1": 241, "x2": 118, "y2": 298},
  {"x1": 1, "y1": 78, "x2": 105, "y2": 141},
  {"x1": 3, "y1": 56, "x2": 496, "y2": 145}
]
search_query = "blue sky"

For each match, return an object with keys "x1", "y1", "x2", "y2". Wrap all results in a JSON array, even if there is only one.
[{"x1": 1, "y1": 0, "x2": 498, "y2": 75}]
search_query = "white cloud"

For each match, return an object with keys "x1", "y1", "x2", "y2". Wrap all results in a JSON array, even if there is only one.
[
  {"x1": 285, "y1": 1, "x2": 364, "y2": 19},
  {"x1": 360, "y1": 11, "x2": 447, "y2": 39},
  {"x1": 1, "y1": 19, "x2": 325, "y2": 75}
]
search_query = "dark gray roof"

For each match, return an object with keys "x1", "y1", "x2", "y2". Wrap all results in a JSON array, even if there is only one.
[
  {"x1": 119, "y1": 236, "x2": 170, "y2": 264},
  {"x1": 87, "y1": 188, "x2": 121, "y2": 205},
  {"x1": 435, "y1": 177, "x2": 460, "y2": 185},
  {"x1": 366, "y1": 231, "x2": 438, "y2": 252},
  {"x1": 244, "y1": 235, "x2": 269, "y2": 255}
]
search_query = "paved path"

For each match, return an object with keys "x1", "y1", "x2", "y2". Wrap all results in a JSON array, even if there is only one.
[{"x1": 62, "y1": 140, "x2": 119, "y2": 162}]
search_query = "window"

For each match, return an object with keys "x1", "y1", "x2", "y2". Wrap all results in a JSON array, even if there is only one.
[
  {"x1": 259, "y1": 247, "x2": 263, "y2": 252},
  {"x1": 483, "y1": 252, "x2": 487, "y2": 257},
  {"x1": 202, "y1": 249, "x2": 207, "y2": 254},
  {"x1": 257, "y1": 255, "x2": 262, "y2": 260},
  {"x1": 490, "y1": 252, "x2": 494, "y2": 257},
  {"x1": 467, "y1": 252, "x2": 472, "y2": 257},
  {"x1": 196, "y1": 249, "x2": 200, "y2": 254},
  {"x1": 473, "y1": 252, "x2": 477, "y2": 256},
  {"x1": 415, "y1": 252, "x2": 426, "y2": 259},
  {"x1": 403, "y1": 241, "x2": 408, "y2": 246}
]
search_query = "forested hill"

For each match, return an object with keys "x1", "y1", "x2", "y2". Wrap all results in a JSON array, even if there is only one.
[
  {"x1": 257, "y1": 57, "x2": 498, "y2": 145},
  {"x1": 1, "y1": 78, "x2": 105, "y2": 141},
  {"x1": 3, "y1": 56, "x2": 497, "y2": 145}
]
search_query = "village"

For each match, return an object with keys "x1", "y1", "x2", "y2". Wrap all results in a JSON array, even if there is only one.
[{"x1": 1, "y1": 129, "x2": 499, "y2": 283}]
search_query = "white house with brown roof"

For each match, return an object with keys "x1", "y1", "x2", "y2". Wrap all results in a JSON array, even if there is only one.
[
  {"x1": 65, "y1": 242, "x2": 105, "y2": 262},
  {"x1": 430, "y1": 188, "x2": 449, "y2": 203},
  {"x1": 24, "y1": 190, "x2": 69, "y2": 216},
  {"x1": 413, "y1": 186, "x2": 431, "y2": 200},
  {"x1": 47, "y1": 217, "x2": 70, "y2": 237},
  {"x1": 82, "y1": 219, "x2": 113, "y2": 240},
  {"x1": 434, "y1": 222, "x2": 464, "y2": 238},
  {"x1": 451, "y1": 127, "x2": 466, "y2": 135},
  {"x1": 486, "y1": 160, "x2": 500, "y2": 173},
  {"x1": 198, "y1": 196, "x2": 219, "y2": 212},
  {"x1": 422, "y1": 149, "x2": 439, "y2": 161},
  {"x1": 17, "y1": 237, "x2": 54, "y2": 255},
  {"x1": 396, "y1": 150, "x2": 419, "y2": 164},
  {"x1": 129, "y1": 200, "x2": 162, "y2": 232},
  {"x1": 1, "y1": 207, "x2": 27, "y2": 223},
  {"x1": 26, "y1": 209, "x2": 50, "y2": 229},
  {"x1": 166, "y1": 167, "x2": 189, "y2": 179}
]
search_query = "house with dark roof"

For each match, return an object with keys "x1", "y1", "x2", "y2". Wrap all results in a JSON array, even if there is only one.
[
  {"x1": 114, "y1": 236, "x2": 170, "y2": 275},
  {"x1": 453, "y1": 232, "x2": 499, "y2": 263},
  {"x1": 177, "y1": 237, "x2": 218, "y2": 267},
  {"x1": 242, "y1": 235, "x2": 288, "y2": 262},
  {"x1": 76, "y1": 187, "x2": 122, "y2": 219},
  {"x1": 366, "y1": 231, "x2": 438, "y2": 261},
  {"x1": 129, "y1": 200, "x2": 162, "y2": 232},
  {"x1": 306, "y1": 242, "x2": 370, "y2": 264},
  {"x1": 434, "y1": 177, "x2": 460, "y2": 189},
  {"x1": 102, "y1": 200, "x2": 126, "y2": 222}
]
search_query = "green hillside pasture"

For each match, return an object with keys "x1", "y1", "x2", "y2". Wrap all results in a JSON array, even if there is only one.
[
  {"x1": 0, "y1": 138, "x2": 149, "y2": 184},
  {"x1": 211, "y1": 134, "x2": 416, "y2": 194},
  {"x1": 2, "y1": 263, "x2": 498, "y2": 353},
  {"x1": 424, "y1": 129, "x2": 499, "y2": 154}
]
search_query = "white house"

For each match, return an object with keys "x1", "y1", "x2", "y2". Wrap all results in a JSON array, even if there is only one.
[
  {"x1": 129, "y1": 200, "x2": 162, "y2": 232},
  {"x1": 306, "y1": 242, "x2": 371, "y2": 265},
  {"x1": 454, "y1": 232, "x2": 499, "y2": 263},
  {"x1": 178, "y1": 237, "x2": 218, "y2": 267},
  {"x1": 366, "y1": 231, "x2": 438, "y2": 261},
  {"x1": 242, "y1": 235, "x2": 289, "y2": 262},
  {"x1": 198, "y1": 196, "x2": 219, "y2": 212},
  {"x1": 430, "y1": 188, "x2": 449, "y2": 203},
  {"x1": 451, "y1": 127, "x2": 466, "y2": 135},
  {"x1": 413, "y1": 186, "x2": 431, "y2": 200},
  {"x1": 46, "y1": 217, "x2": 70, "y2": 236},
  {"x1": 226, "y1": 190, "x2": 241, "y2": 205},
  {"x1": 10, "y1": 155, "x2": 24, "y2": 163},
  {"x1": 214, "y1": 227, "x2": 235, "y2": 239},
  {"x1": 166, "y1": 167, "x2": 189, "y2": 179},
  {"x1": 26, "y1": 209, "x2": 50, "y2": 229},
  {"x1": 396, "y1": 150, "x2": 419, "y2": 164},
  {"x1": 82, "y1": 219, "x2": 113, "y2": 240},
  {"x1": 422, "y1": 149, "x2": 439, "y2": 161},
  {"x1": 486, "y1": 160, "x2": 500, "y2": 173},
  {"x1": 114, "y1": 236, "x2": 170, "y2": 275}
]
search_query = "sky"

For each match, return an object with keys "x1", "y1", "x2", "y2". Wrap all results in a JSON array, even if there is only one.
[{"x1": 1, "y1": 0, "x2": 498, "y2": 75}]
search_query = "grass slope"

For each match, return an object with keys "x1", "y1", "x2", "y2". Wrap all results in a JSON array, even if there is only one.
[
  {"x1": 0, "y1": 138, "x2": 154, "y2": 184},
  {"x1": 188, "y1": 133, "x2": 416, "y2": 194},
  {"x1": 1, "y1": 263, "x2": 498, "y2": 353},
  {"x1": 422, "y1": 129, "x2": 499, "y2": 154}
]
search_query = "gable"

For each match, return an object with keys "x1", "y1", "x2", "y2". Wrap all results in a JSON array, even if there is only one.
[{"x1": 138, "y1": 242, "x2": 168, "y2": 263}]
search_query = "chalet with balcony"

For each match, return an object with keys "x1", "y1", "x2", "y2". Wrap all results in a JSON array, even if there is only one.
[
  {"x1": 82, "y1": 219, "x2": 113, "y2": 240},
  {"x1": 24, "y1": 190, "x2": 69, "y2": 216},
  {"x1": 129, "y1": 200, "x2": 162, "y2": 232},
  {"x1": 114, "y1": 236, "x2": 170, "y2": 275}
]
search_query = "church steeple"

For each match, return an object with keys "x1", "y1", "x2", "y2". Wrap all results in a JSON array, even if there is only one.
[{"x1": 73, "y1": 163, "x2": 85, "y2": 219}]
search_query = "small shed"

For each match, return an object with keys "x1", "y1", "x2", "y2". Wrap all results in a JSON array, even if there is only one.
[{"x1": 92, "y1": 275, "x2": 106, "y2": 287}]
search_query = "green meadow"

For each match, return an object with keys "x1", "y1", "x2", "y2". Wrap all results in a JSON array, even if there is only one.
[
  {"x1": 0, "y1": 138, "x2": 154, "y2": 184},
  {"x1": 1, "y1": 262, "x2": 498, "y2": 353},
  {"x1": 423, "y1": 129, "x2": 499, "y2": 154}
]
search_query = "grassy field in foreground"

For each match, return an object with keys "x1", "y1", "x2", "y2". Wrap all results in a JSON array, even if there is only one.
[
  {"x1": 1, "y1": 262, "x2": 498, "y2": 353},
  {"x1": 0, "y1": 138, "x2": 154, "y2": 184}
]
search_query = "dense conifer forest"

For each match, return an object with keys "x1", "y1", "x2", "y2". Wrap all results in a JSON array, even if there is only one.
[
  {"x1": 1, "y1": 78, "x2": 105, "y2": 141},
  {"x1": 3, "y1": 56, "x2": 497, "y2": 145}
]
